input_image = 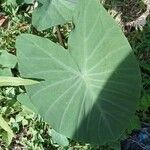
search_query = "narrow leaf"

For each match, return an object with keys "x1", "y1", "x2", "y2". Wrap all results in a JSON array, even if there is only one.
[
  {"x1": 0, "y1": 76, "x2": 39, "y2": 86},
  {"x1": 0, "y1": 115, "x2": 14, "y2": 137}
]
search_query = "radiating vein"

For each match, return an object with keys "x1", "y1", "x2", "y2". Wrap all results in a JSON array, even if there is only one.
[
  {"x1": 87, "y1": 45, "x2": 129, "y2": 73},
  {"x1": 76, "y1": 88, "x2": 88, "y2": 138},
  {"x1": 44, "y1": 78, "x2": 80, "y2": 119},
  {"x1": 88, "y1": 69, "x2": 138, "y2": 76},
  {"x1": 88, "y1": 70, "x2": 113, "y2": 76},
  {"x1": 103, "y1": 110, "x2": 126, "y2": 125},
  {"x1": 85, "y1": 12, "x2": 101, "y2": 41},
  {"x1": 86, "y1": 26, "x2": 116, "y2": 61},
  {"x1": 102, "y1": 113, "x2": 114, "y2": 139},
  {"x1": 98, "y1": 113, "x2": 102, "y2": 142},
  {"x1": 90, "y1": 84, "x2": 131, "y2": 97},
  {"x1": 85, "y1": 85, "x2": 96, "y2": 135},
  {"x1": 31, "y1": 76, "x2": 77, "y2": 99},
  {"x1": 24, "y1": 37, "x2": 78, "y2": 75},
  {"x1": 89, "y1": 78, "x2": 134, "y2": 88},
  {"x1": 100, "y1": 96, "x2": 130, "y2": 113},
  {"x1": 83, "y1": 2, "x2": 87, "y2": 71},
  {"x1": 26, "y1": 70, "x2": 70, "y2": 76},
  {"x1": 59, "y1": 80, "x2": 82, "y2": 131}
]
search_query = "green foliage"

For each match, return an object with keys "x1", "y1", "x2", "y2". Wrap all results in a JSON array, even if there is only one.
[
  {"x1": 32, "y1": 0, "x2": 76, "y2": 30},
  {"x1": 16, "y1": 0, "x2": 141, "y2": 145},
  {"x1": 139, "y1": 94, "x2": 150, "y2": 111},
  {"x1": 0, "y1": 115, "x2": 14, "y2": 145},
  {"x1": 17, "y1": 93, "x2": 38, "y2": 113},
  {"x1": 0, "y1": 68, "x2": 12, "y2": 76},
  {"x1": 4, "y1": 0, "x2": 17, "y2": 6},
  {"x1": 20, "y1": 0, "x2": 33, "y2": 4},
  {"x1": 0, "y1": 77, "x2": 39, "y2": 86},
  {"x1": 0, "y1": 50, "x2": 17, "y2": 80},
  {"x1": 127, "y1": 116, "x2": 141, "y2": 133},
  {"x1": 0, "y1": 50, "x2": 17, "y2": 68},
  {"x1": 0, "y1": 0, "x2": 149, "y2": 149},
  {"x1": 3, "y1": 0, "x2": 33, "y2": 6},
  {"x1": 49, "y1": 129, "x2": 69, "y2": 147}
]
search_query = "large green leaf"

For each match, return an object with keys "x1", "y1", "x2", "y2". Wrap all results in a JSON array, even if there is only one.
[
  {"x1": 32, "y1": 0, "x2": 77, "y2": 30},
  {"x1": 16, "y1": 0, "x2": 141, "y2": 144}
]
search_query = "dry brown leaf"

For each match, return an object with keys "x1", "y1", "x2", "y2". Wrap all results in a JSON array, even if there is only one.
[{"x1": 0, "y1": 14, "x2": 9, "y2": 27}]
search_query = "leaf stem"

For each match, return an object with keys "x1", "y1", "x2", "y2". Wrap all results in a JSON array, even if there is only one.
[{"x1": 56, "y1": 25, "x2": 65, "y2": 48}]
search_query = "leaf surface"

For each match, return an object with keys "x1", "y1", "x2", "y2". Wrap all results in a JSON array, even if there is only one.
[
  {"x1": 32, "y1": 0, "x2": 77, "y2": 30},
  {"x1": 0, "y1": 115, "x2": 14, "y2": 137},
  {"x1": 17, "y1": 93, "x2": 38, "y2": 113},
  {"x1": 16, "y1": 0, "x2": 141, "y2": 144},
  {"x1": 0, "y1": 115, "x2": 14, "y2": 145},
  {"x1": 50, "y1": 129, "x2": 69, "y2": 147},
  {"x1": 0, "y1": 50, "x2": 17, "y2": 68}
]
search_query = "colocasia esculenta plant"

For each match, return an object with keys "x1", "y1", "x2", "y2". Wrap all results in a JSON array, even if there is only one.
[{"x1": 16, "y1": 0, "x2": 141, "y2": 145}]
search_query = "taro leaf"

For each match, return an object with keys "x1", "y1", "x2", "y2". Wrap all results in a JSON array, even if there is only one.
[
  {"x1": 0, "y1": 50, "x2": 17, "y2": 68},
  {"x1": 32, "y1": 0, "x2": 77, "y2": 30},
  {"x1": 16, "y1": 0, "x2": 141, "y2": 144},
  {"x1": 0, "y1": 77, "x2": 39, "y2": 86}
]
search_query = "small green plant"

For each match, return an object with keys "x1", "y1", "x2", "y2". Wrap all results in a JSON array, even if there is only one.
[
  {"x1": 16, "y1": 0, "x2": 141, "y2": 146},
  {"x1": 0, "y1": 49, "x2": 39, "y2": 147},
  {"x1": 0, "y1": 115, "x2": 14, "y2": 145}
]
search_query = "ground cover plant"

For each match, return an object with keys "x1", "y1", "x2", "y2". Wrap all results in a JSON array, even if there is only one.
[{"x1": 0, "y1": 0, "x2": 150, "y2": 149}]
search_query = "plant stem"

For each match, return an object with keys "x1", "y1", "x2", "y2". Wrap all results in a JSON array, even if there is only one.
[{"x1": 56, "y1": 25, "x2": 65, "y2": 48}]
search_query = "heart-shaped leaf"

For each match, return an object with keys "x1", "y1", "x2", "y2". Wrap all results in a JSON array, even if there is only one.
[
  {"x1": 32, "y1": 0, "x2": 77, "y2": 30},
  {"x1": 16, "y1": 0, "x2": 141, "y2": 144}
]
